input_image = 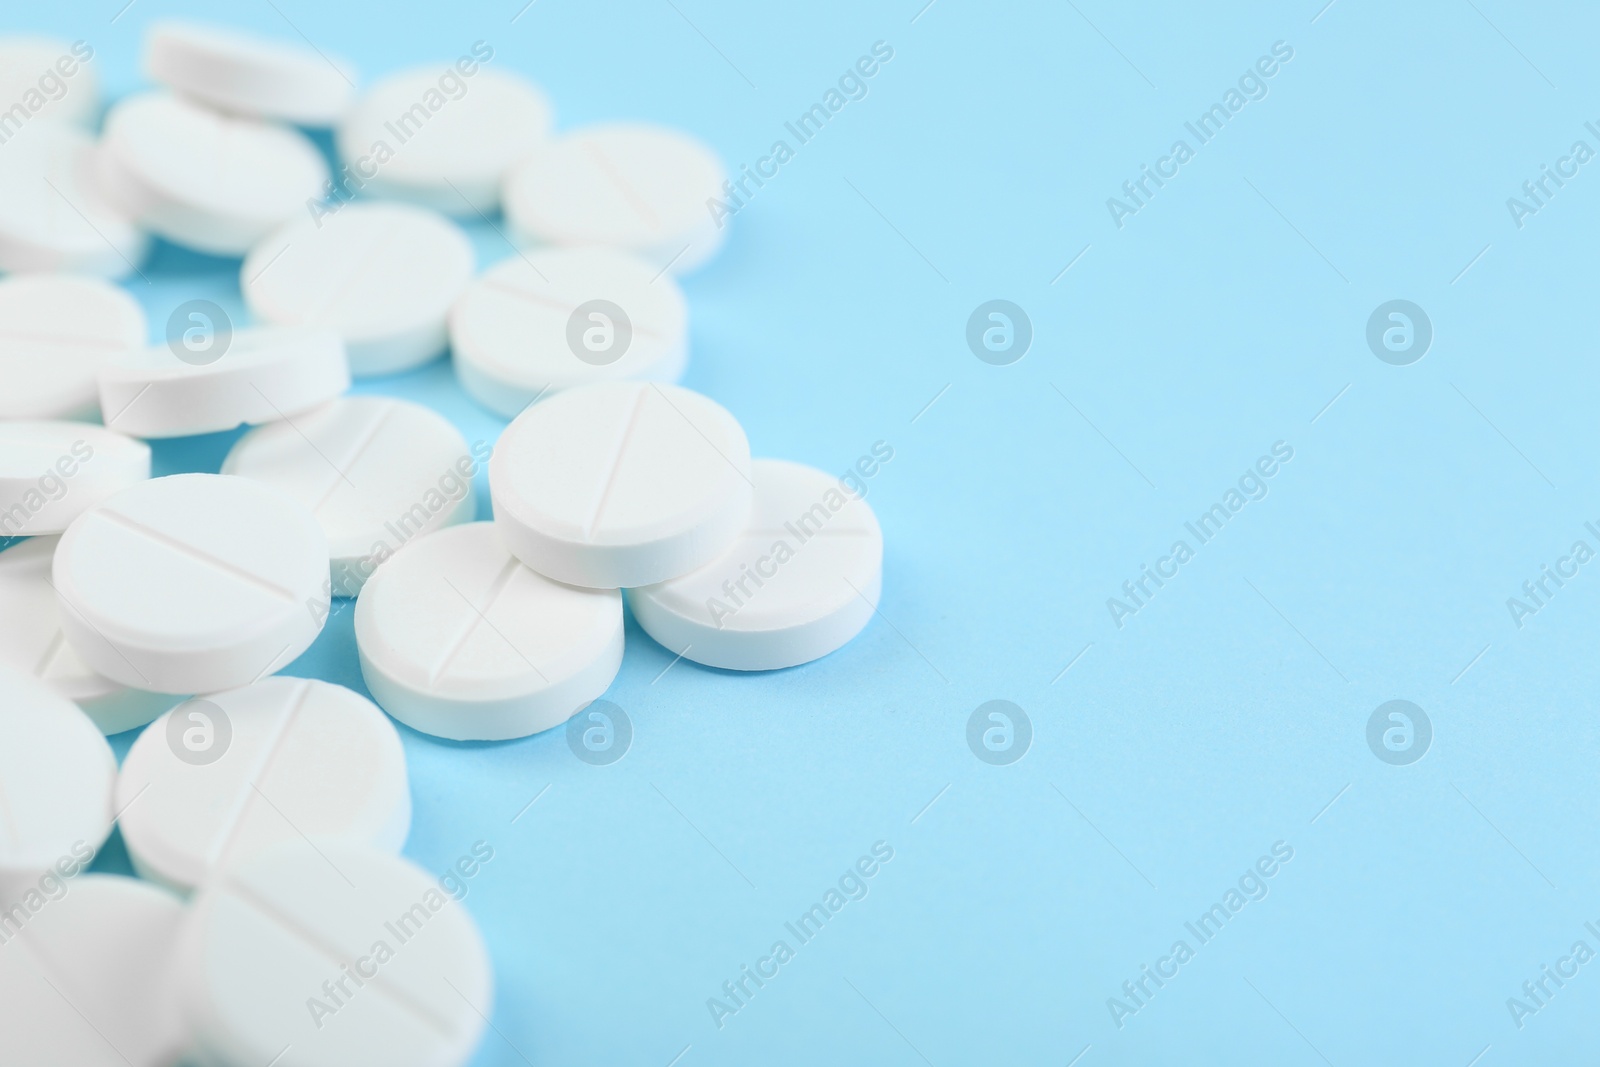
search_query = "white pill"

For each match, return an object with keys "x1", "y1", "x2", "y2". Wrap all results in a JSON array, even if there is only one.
[
  {"x1": 53, "y1": 473, "x2": 329, "y2": 695},
  {"x1": 100, "y1": 326, "x2": 350, "y2": 440},
  {"x1": 222, "y1": 396, "x2": 479, "y2": 596},
  {"x1": 504, "y1": 123, "x2": 728, "y2": 274},
  {"x1": 0, "y1": 274, "x2": 145, "y2": 421},
  {"x1": 117, "y1": 676, "x2": 410, "y2": 894},
  {"x1": 0, "y1": 123, "x2": 147, "y2": 278},
  {"x1": 242, "y1": 202, "x2": 474, "y2": 376},
  {"x1": 0, "y1": 421, "x2": 150, "y2": 536},
  {"x1": 631, "y1": 459, "x2": 883, "y2": 670},
  {"x1": 450, "y1": 247, "x2": 688, "y2": 418},
  {"x1": 98, "y1": 91, "x2": 328, "y2": 256},
  {"x1": 177, "y1": 838, "x2": 493, "y2": 1067},
  {"x1": 145, "y1": 19, "x2": 356, "y2": 126},
  {"x1": 489, "y1": 381, "x2": 752, "y2": 588},
  {"x1": 356, "y1": 522, "x2": 622, "y2": 741},
  {"x1": 0, "y1": 36, "x2": 98, "y2": 128},
  {"x1": 0, "y1": 538, "x2": 179, "y2": 735},
  {"x1": 0, "y1": 875, "x2": 188, "y2": 1067},
  {"x1": 337, "y1": 64, "x2": 551, "y2": 214},
  {"x1": 0, "y1": 665, "x2": 115, "y2": 899}
]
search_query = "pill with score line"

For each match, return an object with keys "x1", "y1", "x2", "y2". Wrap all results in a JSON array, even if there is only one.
[
  {"x1": 176, "y1": 838, "x2": 494, "y2": 1067},
  {"x1": 145, "y1": 19, "x2": 356, "y2": 125},
  {"x1": 0, "y1": 274, "x2": 146, "y2": 421},
  {"x1": 52, "y1": 473, "x2": 330, "y2": 695},
  {"x1": 0, "y1": 421, "x2": 150, "y2": 535},
  {"x1": 97, "y1": 91, "x2": 328, "y2": 256},
  {"x1": 355, "y1": 521, "x2": 624, "y2": 741},
  {"x1": 504, "y1": 123, "x2": 728, "y2": 274},
  {"x1": 0, "y1": 123, "x2": 147, "y2": 279},
  {"x1": 221, "y1": 395, "x2": 479, "y2": 596},
  {"x1": 242, "y1": 202, "x2": 475, "y2": 377},
  {"x1": 449, "y1": 246, "x2": 688, "y2": 418},
  {"x1": 0, "y1": 875, "x2": 189, "y2": 1067},
  {"x1": 337, "y1": 62, "x2": 550, "y2": 214},
  {"x1": 488, "y1": 380, "x2": 753, "y2": 589},
  {"x1": 630, "y1": 459, "x2": 883, "y2": 671},
  {"x1": 116, "y1": 676, "x2": 411, "y2": 894}
]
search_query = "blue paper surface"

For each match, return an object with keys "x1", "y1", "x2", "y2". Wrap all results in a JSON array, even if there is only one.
[{"x1": 9, "y1": 1, "x2": 1600, "y2": 1063}]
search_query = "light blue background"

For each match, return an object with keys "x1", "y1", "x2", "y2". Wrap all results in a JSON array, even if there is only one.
[{"x1": 8, "y1": 0, "x2": 1600, "y2": 1063}]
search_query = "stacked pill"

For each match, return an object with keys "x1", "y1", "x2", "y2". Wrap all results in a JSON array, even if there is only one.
[{"x1": 0, "y1": 16, "x2": 887, "y2": 1067}]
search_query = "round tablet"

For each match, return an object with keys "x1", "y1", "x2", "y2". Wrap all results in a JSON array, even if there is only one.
[
  {"x1": 0, "y1": 274, "x2": 146, "y2": 421},
  {"x1": 242, "y1": 202, "x2": 474, "y2": 376},
  {"x1": 177, "y1": 838, "x2": 493, "y2": 1067},
  {"x1": 356, "y1": 522, "x2": 623, "y2": 741},
  {"x1": 98, "y1": 91, "x2": 328, "y2": 256},
  {"x1": 0, "y1": 36, "x2": 98, "y2": 128},
  {"x1": 631, "y1": 459, "x2": 884, "y2": 670},
  {"x1": 489, "y1": 381, "x2": 752, "y2": 588},
  {"x1": 117, "y1": 676, "x2": 411, "y2": 894},
  {"x1": 504, "y1": 123, "x2": 727, "y2": 274},
  {"x1": 0, "y1": 123, "x2": 147, "y2": 278},
  {"x1": 145, "y1": 19, "x2": 356, "y2": 125},
  {"x1": 100, "y1": 326, "x2": 350, "y2": 439},
  {"x1": 0, "y1": 538, "x2": 179, "y2": 735},
  {"x1": 450, "y1": 246, "x2": 688, "y2": 417},
  {"x1": 338, "y1": 65, "x2": 551, "y2": 214},
  {"x1": 53, "y1": 473, "x2": 329, "y2": 695},
  {"x1": 0, "y1": 421, "x2": 150, "y2": 536},
  {"x1": 0, "y1": 875, "x2": 188, "y2": 1067},
  {"x1": 0, "y1": 665, "x2": 115, "y2": 900},
  {"x1": 222, "y1": 396, "x2": 478, "y2": 596}
]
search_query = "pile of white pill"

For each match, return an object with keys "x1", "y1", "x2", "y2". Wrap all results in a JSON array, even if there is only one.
[{"x1": 0, "y1": 20, "x2": 885, "y2": 1067}]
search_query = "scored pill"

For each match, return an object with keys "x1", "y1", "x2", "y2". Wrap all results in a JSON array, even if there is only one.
[
  {"x1": 0, "y1": 875, "x2": 188, "y2": 1067},
  {"x1": 222, "y1": 395, "x2": 480, "y2": 596},
  {"x1": 449, "y1": 246, "x2": 688, "y2": 418},
  {"x1": 116, "y1": 676, "x2": 411, "y2": 894},
  {"x1": 177, "y1": 839, "x2": 494, "y2": 1067},
  {"x1": 52, "y1": 473, "x2": 330, "y2": 695},
  {"x1": 504, "y1": 122, "x2": 729, "y2": 275},
  {"x1": 0, "y1": 538, "x2": 179, "y2": 735},
  {"x1": 355, "y1": 521, "x2": 624, "y2": 741},
  {"x1": 630, "y1": 459, "x2": 884, "y2": 671},
  {"x1": 488, "y1": 380, "x2": 753, "y2": 589},
  {"x1": 242, "y1": 202, "x2": 475, "y2": 377}
]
